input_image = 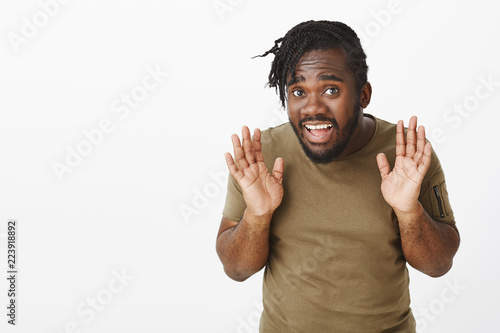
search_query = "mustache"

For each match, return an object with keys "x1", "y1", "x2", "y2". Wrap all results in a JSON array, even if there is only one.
[{"x1": 299, "y1": 115, "x2": 339, "y2": 130}]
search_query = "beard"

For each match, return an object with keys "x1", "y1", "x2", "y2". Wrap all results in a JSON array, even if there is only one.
[{"x1": 290, "y1": 106, "x2": 361, "y2": 164}]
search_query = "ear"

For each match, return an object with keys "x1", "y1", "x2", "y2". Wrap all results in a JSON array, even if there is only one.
[{"x1": 359, "y1": 82, "x2": 372, "y2": 108}]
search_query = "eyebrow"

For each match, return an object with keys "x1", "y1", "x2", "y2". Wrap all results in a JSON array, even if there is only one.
[{"x1": 287, "y1": 74, "x2": 344, "y2": 86}]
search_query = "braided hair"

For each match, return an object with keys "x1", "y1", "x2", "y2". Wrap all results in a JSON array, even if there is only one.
[{"x1": 255, "y1": 20, "x2": 368, "y2": 108}]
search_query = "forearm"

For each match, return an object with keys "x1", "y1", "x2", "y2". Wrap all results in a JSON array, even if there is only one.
[
  {"x1": 396, "y1": 203, "x2": 460, "y2": 277},
  {"x1": 216, "y1": 210, "x2": 272, "y2": 281}
]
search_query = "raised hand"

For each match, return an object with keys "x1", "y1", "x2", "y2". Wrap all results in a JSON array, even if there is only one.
[
  {"x1": 224, "y1": 126, "x2": 284, "y2": 218},
  {"x1": 376, "y1": 116, "x2": 432, "y2": 214}
]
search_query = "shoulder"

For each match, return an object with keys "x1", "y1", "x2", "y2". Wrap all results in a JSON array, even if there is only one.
[
  {"x1": 371, "y1": 116, "x2": 397, "y2": 146},
  {"x1": 359, "y1": 115, "x2": 397, "y2": 159},
  {"x1": 374, "y1": 116, "x2": 397, "y2": 135},
  {"x1": 259, "y1": 122, "x2": 298, "y2": 170},
  {"x1": 261, "y1": 122, "x2": 294, "y2": 143},
  {"x1": 260, "y1": 122, "x2": 295, "y2": 153}
]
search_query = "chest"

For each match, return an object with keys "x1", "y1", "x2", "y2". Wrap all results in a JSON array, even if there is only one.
[{"x1": 269, "y1": 157, "x2": 400, "y2": 256}]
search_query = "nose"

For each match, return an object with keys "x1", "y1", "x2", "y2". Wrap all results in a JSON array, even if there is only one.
[{"x1": 301, "y1": 93, "x2": 328, "y2": 118}]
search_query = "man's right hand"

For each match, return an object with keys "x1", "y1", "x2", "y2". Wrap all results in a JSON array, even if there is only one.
[{"x1": 224, "y1": 126, "x2": 284, "y2": 218}]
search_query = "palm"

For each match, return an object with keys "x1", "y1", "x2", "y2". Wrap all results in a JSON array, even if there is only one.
[
  {"x1": 225, "y1": 127, "x2": 284, "y2": 217},
  {"x1": 377, "y1": 117, "x2": 432, "y2": 214}
]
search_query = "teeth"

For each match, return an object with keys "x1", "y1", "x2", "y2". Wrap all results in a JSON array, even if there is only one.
[{"x1": 305, "y1": 124, "x2": 333, "y2": 130}]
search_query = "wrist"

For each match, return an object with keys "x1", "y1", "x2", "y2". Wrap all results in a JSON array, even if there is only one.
[
  {"x1": 243, "y1": 209, "x2": 273, "y2": 226},
  {"x1": 393, "y1": 202, "x2": 424, "y2": 222}
]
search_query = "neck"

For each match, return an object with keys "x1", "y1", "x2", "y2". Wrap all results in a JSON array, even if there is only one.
[{"x1": 339, "y1": 112, "x2": 375, "y2": 157}]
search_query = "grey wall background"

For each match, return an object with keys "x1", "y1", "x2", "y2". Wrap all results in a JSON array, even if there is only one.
[{"x1": 0, "y1": 0, "x2": 498, "y2": 332}]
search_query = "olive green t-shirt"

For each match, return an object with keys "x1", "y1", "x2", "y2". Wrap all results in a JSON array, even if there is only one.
[{"x1": 223, "y1": 115, "x2": 455, "y2": 333}]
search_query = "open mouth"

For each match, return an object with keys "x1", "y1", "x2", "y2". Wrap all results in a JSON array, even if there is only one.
[{"x1": 304, "y1": 123, "x2": 334, "y2": 140}]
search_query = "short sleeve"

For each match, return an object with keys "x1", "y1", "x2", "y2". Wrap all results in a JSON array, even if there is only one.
[
  {"x1": 222, "y1": 173, "x2": 247, "y2": 222},
  {"x1": 418, "y1": 151, "x2": 456, "y2": 225}
]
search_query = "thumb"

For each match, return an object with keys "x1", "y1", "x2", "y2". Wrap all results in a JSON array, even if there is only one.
[
  {"x1": 376, "y1": 153, "x2": 390, "y2": 179},
  {"x1": 272, "y1": 157, "x2": 284, "y2": 184}
]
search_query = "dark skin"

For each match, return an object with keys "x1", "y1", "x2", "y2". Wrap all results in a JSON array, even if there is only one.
[
  {"x1": 287, "y1": 48, "x2": 374, "y2": 161},
  {"x1": 216, "y1": 48, "x2": 460, "y2": 281}
]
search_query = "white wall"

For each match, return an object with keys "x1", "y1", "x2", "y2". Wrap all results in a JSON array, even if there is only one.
[{"x1": 0, "y1": 0, "x2": 498, "y2": 332}]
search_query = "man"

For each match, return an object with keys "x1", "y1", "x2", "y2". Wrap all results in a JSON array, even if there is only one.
[{"x1": 216, "y1": 20, "x2": 460, "y2": 332}]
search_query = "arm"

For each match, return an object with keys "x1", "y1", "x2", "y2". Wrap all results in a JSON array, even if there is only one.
[
  {"x1": 396, "y1": 203, "x2": 459, "y2": 277},
  {"x1": 216, "y1": 126, "x2": 284, "y2": 282},
  {"x1": 376, "y1": 117, "x2": 460, "y2": 277},
  {"x1": 216, "y1": 214, "x2": 272, "y2": 282}
]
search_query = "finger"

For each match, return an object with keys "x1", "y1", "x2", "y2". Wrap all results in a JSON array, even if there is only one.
[
  {"x1": 231, "y1": 133, "x2": 248, "y2": 170},
  {"x1": 253, "y1": 128, "x2": 265, "y2": 163},
  {"x1": 396, "y1": 120, "x2": 406, "y2": 157},
  {"x1": 417, "y1": 142, "x2": 432, "y2": 176},
  {"x1": 376, "y1": 153, "x2": 391, "y2": 179},
  {"x1": 224, "y1": 152, "x2": 244, "y2": 182},
  {"x1": 272, "y1": 157, "x2": 284, "y2": 184},
  {"x1": 241, "y1": 126, "x2": 256, "y2": 165},
  {"x1": 413, "y1": 125, "x2": 425, "y2": 162},
  {"x1": 406, "y1": 116, "x2": 417, "y2": 158},
  {"x1": 416, "y1": 125, "x2": 426, "y2": 157}
]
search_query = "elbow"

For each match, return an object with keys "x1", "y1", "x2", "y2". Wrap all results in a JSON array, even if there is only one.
[
  {"x1": 424, "y1": 260, "x2": 454, "y2": 278},
  {"x1": 220, "y1": 258, "x2": 266, "y2": 281},
  {"x1": 428, "y1": 237, "x2": 460, "y2": 278},
  {"x1": 427, "y1": 270, "x2": 449, "y2": 278},
  {"x1": 216, "y1": 247, "x2": 253, "y2": 282},
  {"x1": 223, "y1": 266, "x2": 252, "y2": 282},
  {"x1": 216, "y1": 241, "x2": 266, "y2": 282},
  {"x1": 217, "y1": 251, "x2": 260, "y2": 282}
]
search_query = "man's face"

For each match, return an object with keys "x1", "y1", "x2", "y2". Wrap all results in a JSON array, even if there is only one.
[{"x1": 287, "y1": 48, "x2": 362, "y2": 164}]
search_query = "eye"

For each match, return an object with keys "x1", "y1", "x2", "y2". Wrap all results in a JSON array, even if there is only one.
[
  {"x1": 324, "y1": 87, "x2": 339, "y2": 95},
  {"x1": 292, "y1": 89, "x2": 305, "y2": 97}
]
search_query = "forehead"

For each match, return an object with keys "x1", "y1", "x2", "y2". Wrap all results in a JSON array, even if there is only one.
[{"x1": 292, "y1": 48, "x2": 349, "y2": 76}]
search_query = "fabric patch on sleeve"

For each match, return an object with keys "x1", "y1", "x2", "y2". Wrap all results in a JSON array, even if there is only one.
[{"x1": 419, "y1": 170, "x2": 456, "y2": 225}]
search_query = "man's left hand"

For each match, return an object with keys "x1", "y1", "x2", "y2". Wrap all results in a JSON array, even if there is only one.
[{"x1": 376, "y1": 116, "x2": 432, "y2": 215}]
